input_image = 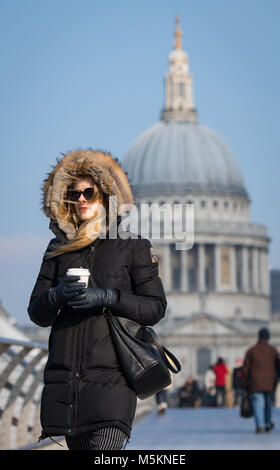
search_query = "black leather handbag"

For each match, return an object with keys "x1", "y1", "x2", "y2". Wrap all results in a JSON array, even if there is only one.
[
  {"x1": 103, "y1": 307, "x2": 181, "y2": 400},
  {"x1": 85, "y1": 257, "x2": 181, "y2": 400},
  {"x1": 240, "y1": 391, "x2": 253, "y2": 418}
]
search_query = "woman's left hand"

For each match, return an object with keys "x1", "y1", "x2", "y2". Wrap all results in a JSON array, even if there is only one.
[{"x1": 67, "y1": 287, "x2": 118, "y2": 310}]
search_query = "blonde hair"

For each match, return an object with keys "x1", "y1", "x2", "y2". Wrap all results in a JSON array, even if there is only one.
[{"x1": 45, "y1": 174, "x2": 109, "y2": 259}]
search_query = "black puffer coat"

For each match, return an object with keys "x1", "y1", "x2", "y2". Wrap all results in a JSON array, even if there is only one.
[
  {"x1": 28, "y1": 220, "x2": 167, "y2": 439},
  {"x1": 27, "y1": 149, "x2": 167, "y2": 441}
]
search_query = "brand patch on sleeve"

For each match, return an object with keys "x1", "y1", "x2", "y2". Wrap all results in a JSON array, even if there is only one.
[{"x1": 150, "y1": 246, "x2": 158, "y2": 263}]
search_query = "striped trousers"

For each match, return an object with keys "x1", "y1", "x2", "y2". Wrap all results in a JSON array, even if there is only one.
[{"x1": 65, "y1": 426, "x2": 129, "y2": 450}]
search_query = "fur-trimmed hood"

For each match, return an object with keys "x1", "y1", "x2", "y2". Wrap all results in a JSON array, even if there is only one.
[{"x1": 42, "y1": 149, "x2": 134, "y2": 241}]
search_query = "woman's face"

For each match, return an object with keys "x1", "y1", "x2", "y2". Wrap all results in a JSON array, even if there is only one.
[{"x1": 72, "y1": 177, "x2": 102, "y2": 222}]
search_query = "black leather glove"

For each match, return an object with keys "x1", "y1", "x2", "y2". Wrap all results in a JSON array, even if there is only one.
[
  {"x1": 48, "y1": 275, "x2": 87, "y2": 308},
  {"x1": 67, "y1": 287, "x2": 118, "y2": 310}
]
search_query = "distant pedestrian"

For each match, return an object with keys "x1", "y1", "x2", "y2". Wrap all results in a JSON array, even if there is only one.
[
  {"x1": 242, "y1": 328, "x2": 280, "y2": 434},
  {"x1": 155, "y1": 390, "x2": 168, "y2": 415},
  {"x1": 154, "y1": 347, "x2": 176, "y2": 414},
  {"x1": 232, "y1": 358, "x2": 243, "y2": 407},
  {"x1": 213, "y1": 358, "x2": 228, "y2": 407},
  {"x1": 178, "y1": 376, "x2": 201, "y2": 408},
  {"x1": 204, "y1": 365, "x2": 216, "y2": 407},
  {"x1": 225, "y1": 365, "x2": 234, "y2": 407}
]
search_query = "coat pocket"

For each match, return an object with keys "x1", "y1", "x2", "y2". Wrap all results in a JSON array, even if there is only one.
[
  {"x1": 40, "y1": 383, "x2": 72, "y2": 429},
  {"x1": 46, "y1": 319, "x2": 74, "y2": 371}
]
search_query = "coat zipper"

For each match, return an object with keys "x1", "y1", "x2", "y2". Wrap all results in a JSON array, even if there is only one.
[
  {"x1": 71, "y1": 243, "x2": 98, "y2": 434},
  {"x1": 71, "y1": 321, "x2": 81, "y2": 435}
]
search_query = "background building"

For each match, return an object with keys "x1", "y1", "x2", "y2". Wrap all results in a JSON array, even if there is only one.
[
  {"x1": 122, "y1": 17, "x2": 280, "y2": 386},
  {"x1": 271, "y1": 269, "x2": 280, "y2": 320}
]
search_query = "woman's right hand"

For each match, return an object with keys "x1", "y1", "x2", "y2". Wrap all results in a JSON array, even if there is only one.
[{"x1": 48, "y1": 275, "x2": 86, "y2": 308}]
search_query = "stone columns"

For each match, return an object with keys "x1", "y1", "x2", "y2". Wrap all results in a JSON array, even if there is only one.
[
  {"x1": 214, "y1": 244, "x2": 220, "y2": 292},
  {"x1": 240, "y1": 246, "x2": 270, "y2": 295},
  {"x1": 163, "y1": 244, "x2": 172, "y2": 292},
  {"x1": 261, "y1": 249, "x2": 270, "y2": 295},
  {"x1": 241, "y1": 246, "x2": 249, "y2": 293},
  {"x1": 198, "y1": 244, "x2": 206, "y2": 292},
  {"x1": 259, "y1": 250, "x2": 265, "y2": 294},
  {"x1": 230, "y1": 245, "x2": 237, "y2": 292},
  {"x1": 252, "y1": 247, "x2": 259, "y2": 294},
  {"x1": 180, "y1": 249, "x2": 189, "y2": 292}
]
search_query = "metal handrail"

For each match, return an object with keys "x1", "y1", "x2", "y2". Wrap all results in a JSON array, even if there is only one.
[
  {"x1": 0, "y1": 336, "x2": 48, "y2": 350},
  {"x1": 0, "y1": 336, "x2": 48, "y2": 449}
]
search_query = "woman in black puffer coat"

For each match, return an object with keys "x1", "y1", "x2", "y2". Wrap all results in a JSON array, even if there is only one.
[{"x1": 27, "y1": 149, "x2": 167, "y2": 450}]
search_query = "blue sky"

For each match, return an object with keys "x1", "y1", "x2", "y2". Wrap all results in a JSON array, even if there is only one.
[{"x1": 0, "y1": 0, "x2": 279, "y2": 325}]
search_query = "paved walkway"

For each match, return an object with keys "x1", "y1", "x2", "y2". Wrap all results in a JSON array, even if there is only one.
[{"x1": 126, "y1": 407, "x2": 280, "y2": 450}]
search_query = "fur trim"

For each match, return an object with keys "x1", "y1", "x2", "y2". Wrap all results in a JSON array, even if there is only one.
[{"x1": 41, "y1": 149, "x2": 134, "y2": 240}]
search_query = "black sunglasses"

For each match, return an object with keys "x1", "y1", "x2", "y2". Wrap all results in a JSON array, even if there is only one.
[{"x1": 67, "y1": 187, "x2": 95, "y2": 202}]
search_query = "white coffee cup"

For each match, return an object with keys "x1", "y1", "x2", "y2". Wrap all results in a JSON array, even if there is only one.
[{"x1": 66, "y1": 267, "x2": 90, "y2": 287}]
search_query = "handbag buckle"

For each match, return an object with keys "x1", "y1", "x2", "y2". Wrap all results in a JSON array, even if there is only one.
[{"x1": 103, "y1": 306, "x2": 111, "y2": 317}]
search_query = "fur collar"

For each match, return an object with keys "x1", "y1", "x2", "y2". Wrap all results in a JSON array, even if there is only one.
[{"x1": 42, "y1": 149, "x2": 134, "y2": 240}]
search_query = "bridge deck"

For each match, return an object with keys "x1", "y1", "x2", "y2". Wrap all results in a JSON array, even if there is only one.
[
  {"x1": 126, "y1": 407, "x2": 280, "y2": 450},
  {"x1": 33, "y1": 407, "x2": 280, "y2": 451}
]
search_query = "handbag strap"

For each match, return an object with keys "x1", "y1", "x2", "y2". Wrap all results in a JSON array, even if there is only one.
[{"x1": 145, "y1": 327, "x2": 181, "y2": 374}]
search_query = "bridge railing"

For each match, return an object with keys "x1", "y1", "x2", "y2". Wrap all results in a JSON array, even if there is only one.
[
  {"x1": 0, "y1": 336, "x2": 155, "y2": 450},
  {"x1": 0, "y1": 336, "x2": 48, "y2": 450}
]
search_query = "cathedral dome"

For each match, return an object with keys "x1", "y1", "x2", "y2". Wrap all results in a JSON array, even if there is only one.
[
  {"x1": 122, "y1": 16, "x2": 249, "y2": 201},
  {"x1": 123, "y1": 121, "x2": 248, "y2": 198}
]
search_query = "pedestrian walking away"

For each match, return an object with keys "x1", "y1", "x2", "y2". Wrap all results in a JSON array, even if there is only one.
[
  {"x1": 155, "y1": 390, "x2": 168, "y2": 415},
  {"x1": 204, "y1": 365, "x2": 216, "y2": 407},
  {"x1": 27, "y1": 149, "x2": 167, "y2": 450},
  {"x1": 178, "y1": 376, "x2": 201, "y2": 408},
  {"x1": 242, "y1": 328, "x2": 280, "y2": 434},
  {"x1": 232, "y1": 357, "x2": 243, "y2": 407},
  {"x1": 213, "y1": 357, "x2": 228, "y2": 407}
]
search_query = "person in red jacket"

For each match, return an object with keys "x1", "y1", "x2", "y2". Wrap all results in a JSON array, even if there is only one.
[{"x1": 214, "y1": 357, "x2": 228, "y2": 407}]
